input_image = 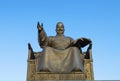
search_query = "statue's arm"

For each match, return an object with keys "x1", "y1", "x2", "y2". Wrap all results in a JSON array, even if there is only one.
[
  {"x1": 71, "y1": 37, "x2": 92, "y2": 53},
  {"x1": 79, "y1": 37, "x2": 92, "y2": 47},
  {"x1": 37, "y1": 22, "x2": 48, "y2": 48},
  {"x1": 72, "y1": 37, "x2": 92, "y2": 48}
]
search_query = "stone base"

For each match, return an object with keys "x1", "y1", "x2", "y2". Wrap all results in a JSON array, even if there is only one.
[{"x1": 35, "y1": 72, "x2": 85, "y2": 80}]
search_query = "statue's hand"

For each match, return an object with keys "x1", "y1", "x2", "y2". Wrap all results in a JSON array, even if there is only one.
[{"x1": 37, "y1": 22, "x2": 43, "y2": 31}]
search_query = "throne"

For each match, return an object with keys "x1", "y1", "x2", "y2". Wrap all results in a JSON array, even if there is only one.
[{"x1": 26, "y1": 43, "x2": 94, "y2": 81}]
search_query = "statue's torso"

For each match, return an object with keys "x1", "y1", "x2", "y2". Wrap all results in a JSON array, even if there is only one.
[{"x1": 48, "y1": 36, "x2": 73, "y2": 50}]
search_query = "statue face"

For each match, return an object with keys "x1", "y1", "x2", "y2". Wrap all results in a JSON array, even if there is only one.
[{"x1": 56, "y1": 23, "x2": 64, "y2": 34}]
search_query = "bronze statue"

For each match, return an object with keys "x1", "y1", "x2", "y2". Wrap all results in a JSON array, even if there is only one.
[
  {"x1": 37, "y1": 22, "x2": 92, "y2": 73},
  {"x1": 27, "y1": 22, "x2": 94, "y2": 80}
]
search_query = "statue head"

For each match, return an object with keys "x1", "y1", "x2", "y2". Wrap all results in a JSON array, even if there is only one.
[{"x1": 56, "y1": 22, "x2": 65, "y2": 35}]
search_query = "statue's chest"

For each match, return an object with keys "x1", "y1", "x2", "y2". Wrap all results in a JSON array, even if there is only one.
[{"x1": 51, "y1": 37, "x2": 70, "y2": 49}]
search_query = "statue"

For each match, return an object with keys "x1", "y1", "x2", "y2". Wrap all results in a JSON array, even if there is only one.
[
  {"x1": 37, "y1": 22, "x2": 92, "y2": 73},
  {"x1": 27, "y1": 22, "x2": 94, "y2": 81}
]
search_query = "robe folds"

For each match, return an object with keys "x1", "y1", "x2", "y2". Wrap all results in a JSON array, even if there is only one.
[{"x1": 38, "y1": 46, "x2": 84, "y2": 73}]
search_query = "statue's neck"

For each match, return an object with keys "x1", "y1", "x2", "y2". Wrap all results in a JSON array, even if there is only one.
[{"x1": 56, "y1": 34, "x2": 64, "y2": 37}]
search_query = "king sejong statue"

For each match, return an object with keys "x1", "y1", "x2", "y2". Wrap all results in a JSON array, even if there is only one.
[
  {"x1": 28, "y1": 22, "x2": 92, "y2": 73},
  {"x1": 27, "y1": 21, "x2": 94, "y2": 80},
  {"x1": 28, "y1": 22, "x2": 92, "y2": 75}
]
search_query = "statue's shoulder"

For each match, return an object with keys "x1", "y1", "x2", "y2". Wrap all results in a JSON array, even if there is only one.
[
  {"x1": 48, "y1": 36, "x2": 55, "y2": 40},
  {"x1": 48, "y1": 36, "x2": 55, "y2": 38},
  {"x1": 65, "y1": 36, "x2": 74, "y2": 40}
]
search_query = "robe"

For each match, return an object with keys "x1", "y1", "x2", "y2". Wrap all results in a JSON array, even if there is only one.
[{"x1": 38, "y1": 29, "x2": 91, "y2": 73}]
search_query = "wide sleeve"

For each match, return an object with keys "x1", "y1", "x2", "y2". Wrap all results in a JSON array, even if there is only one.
[
  {"x1": 72, "y1": 37, "x2": 92, "y2": 48},
  {"x1": 38, "y1": 29, "x2": 48, "y2": 48}
]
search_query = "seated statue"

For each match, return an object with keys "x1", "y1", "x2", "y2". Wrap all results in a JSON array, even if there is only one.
[{"x1": 30, "y1": 22, "x2": 92, "y2": 73}]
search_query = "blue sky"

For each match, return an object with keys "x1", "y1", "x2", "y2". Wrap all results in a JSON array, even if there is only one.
[{"x1": 0, "y1": 0, "x2": 120, "y2": 81}]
